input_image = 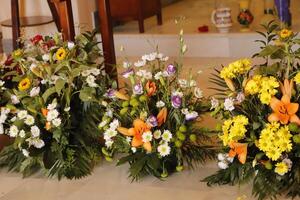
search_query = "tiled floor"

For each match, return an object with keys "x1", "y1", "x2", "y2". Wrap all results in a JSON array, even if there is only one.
[{"x1": 0, "y1": 57, "x2": 297, "y2": 200}]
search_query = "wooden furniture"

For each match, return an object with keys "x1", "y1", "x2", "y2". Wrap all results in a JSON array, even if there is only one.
[{"x1": 109, "y1": 0, "x2": 162, "y2": 33}]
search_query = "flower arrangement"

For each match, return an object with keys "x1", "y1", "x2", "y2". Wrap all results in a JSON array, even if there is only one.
[
  {"x1": 0, "y1": 31, "x2": 109, "y2": 179},
  {"x1": 204, "y1": 21, "x2": 300, "y2": 199},
  {"x1": 99, "y1": 31, "x2": 215, "y2": 180}
]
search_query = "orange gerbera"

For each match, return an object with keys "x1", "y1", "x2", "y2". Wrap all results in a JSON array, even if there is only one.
[
  {"x1": 268, "y1": 79, "x2": 300, "y2": 125},
  {"x1": 157, "y1": 107, "x2": 167, "y2": 127},
  {"x1": 145, "y1": 81, "x2": 156, "y2": 97},
  {"x1": 117, "y1": 119, "x2": 152, "y2": 152},
  {"x1": 228, "y1": 142, "x2": 247, "y2": 164}
]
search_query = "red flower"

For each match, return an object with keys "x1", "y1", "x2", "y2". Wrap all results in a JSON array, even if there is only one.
[{"x1": 30, "y1": 34, "x2": 43, "y2": 45}]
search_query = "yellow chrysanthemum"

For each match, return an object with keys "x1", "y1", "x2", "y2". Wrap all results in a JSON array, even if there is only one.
[
  {"x1": 220, "y1": 59, "x2": 252, "y2": 79},
  {"x1": 280, "y1": 29, "x2": 292, "y2": 39},
  {"x1": 219, "y1": 115, "x2": 249, "y2": 146},
  {"x1": 294, "y1": 72, "x2": 300, "y2": 84},
  {"x1": 56, "y1": 47, "x2": 67, "y2": 61},
  {"x1": 274, "y1": 162, "x2": 289, "y2": 176},
  {"x1": 18, "y1": 78, "x2": 31, "y2": 91},
  {"x1": 258, "y1": 123, "x2": 292, "y2": 161},
  {"x1": 13, "y1": 49, "x2": 23, "y2": 57}
]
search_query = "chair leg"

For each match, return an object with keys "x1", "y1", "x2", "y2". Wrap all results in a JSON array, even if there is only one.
[
  {"x1": 47, "y1": 0, "x2": 62, "y2": 31},
  {"x1": 157, "y1": 12, "x2": 162, "y2": 26},
  {"x1": 138, "y1": 18, "x2": 144, "y2": 33},
  {"x1": 11, "y1": 0, "x2": 21, "y2": 49}
]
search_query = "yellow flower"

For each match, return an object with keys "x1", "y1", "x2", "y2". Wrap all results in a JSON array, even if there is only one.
[
  {"x1": 220, "y1": 59, "x2": 252, "y2": 79},
  {"x1": 280, "y1": 29, "x2": 292, "y2": 39},
  {"x1": 13, "y1": 49, "x2": 23, "y2": 57},
  {"x1": 56, "y1": 47, "x2": 67, "y2": 61},
  {"x1": 274, "y1": 162, "x2": 288, "y2": 175},
  {"x1": 294, "y1": 72, "x2": 300, "y2": 84},
  {"x1": 18, "y1": 78, "x2": 31, "y2": 91}
]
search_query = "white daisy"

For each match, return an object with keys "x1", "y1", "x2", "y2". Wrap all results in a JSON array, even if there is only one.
[
  {"x1": 11, "y1": 95, "x2": 20, "y2": 104},
  {"x1": 67, "y1": 42, "x2": 75, "y2": 49},
  {"x1": 47, "y1": 109, "x2": 59, "y2": 122},
  {"x1": 142, "y1": 131, "x2": 153, "y2": 143},
  {"x1": 9, "y1": 125, "x2": 19, "y2": 137},
  {"x1": 104, "y1": 129, "x2": 118, "y2": 140},
  {"x1": 47, "y1": 101, "x2": 57, "y2": 110},
  {"x1": 19, "y1": 130, "x2": 26, "y2": 138},
  {"x1": 109, "y1": 119, "x2": 119, "y2": 130},
  {"x1": 161, "y1": 130, "x2": 172, "y2": 142},
  {"x1": 218, "y1": 161, "x2": 228, "y2": 169},
  {"x1": 33, "y1": 139, "x2": 45, "y2": 149},
  {"x1": 153, "y1": 130, "x2": 161, "y2": 139},
  {"x1": 86, "y1": 75, "x2": 97, "y2": 87},
  {"x1": 0, "y1": 114, "x2": 7, "y2": 124},
  {"x1": 30, "y1": 126, "x2": 40, "y2": 137},
  {"x1": 134, "y1": 60, "x2": 146, "y2": 67},
  {"x1": 156, "y1": 101, "x2": 165, "y2": 108},
  {"x1": 157, "y1": 144, "x2": 171, "y2": 157},
  {"x1": 52, "y1": 118, "x2": 62, "y2": 127},
  {"x1": 224, "y1": 97, "x2": 235, "y2": 111},
  {"x1": 17, "y1": 110, "x2": 28, "y2": 120},
  {"x1": 25, "y1": 115, "x2": 35, "y2": 126},
  {"x1": 22, "y1": 149, "x2": 29, "y2": 157},
  {"x1": 29, "y1": 87, "x2": 40, "y2": 97},
  {"x1": 42, "y1": 54, "x2": 50, "y2": 62},
  {"x1": 105, "y1": 139, "x2": 114, "y2": 148}
]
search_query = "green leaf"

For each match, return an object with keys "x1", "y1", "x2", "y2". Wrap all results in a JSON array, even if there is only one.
[
  {"x1": 42, "y1": 87, "x2": 56, "y2": 102},
  {"x1": 55, "y1": 79, "x2": 65, "y2": 95},
  {"x1": 258, "y1": 45, "x2": 280, "y2": 57},
  {"x1": 79, "y1": 87, "x2": 96, "y2": 102}
]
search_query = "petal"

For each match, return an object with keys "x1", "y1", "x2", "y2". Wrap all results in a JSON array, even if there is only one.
[
  {"x1": 157, "y1": 107, "x2": 167, "y2": 127},
  {"x1": 228, "y1": 149, "x2": 236, "y2": 158},
  {"x1": 281, "y1": 95, "x2": 291, "y2": 105},
  {"x1": 143, "y1": 142, "x2": 152, "y2": 152},
  {"x1": 115, "y1": 91, "x2": 129, "y2": 101},
  {"x1": 117, "y1": 127, "x2": 134, "y2": 136},
  {"x1": 268, "y1": 113, "x2": 280, "y2": 122},
  {"x1": 286, "y1": 103, "x2": 299, "y2": 115},
  {"x1": 132, "y1": 136, "x2": 143, "y2": 147},
  {"x1": 290, "y1": 115, "x2": 300, "y2": 125},
  {"x1": 270, "y1": 97, "x2": 281, "y2": 112},
  {"x1": 279, "y1": 114, "x2": 289, "y2": 124}
]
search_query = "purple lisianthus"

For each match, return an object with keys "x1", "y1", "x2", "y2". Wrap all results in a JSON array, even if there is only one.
[
  {"x1": 133, "y1": 83, "x2": 143, "y2": 95},
  {"x1": 166, "y1": 64, "x2": 176, "y2": 75},
  {"x1": 171, "y1": 94, "x2": 182, "y2": 108},
  {"x1": 185, "y1": 111, "x2": 198, "y2": 121},
  {"x1": 122, "y1": 68, "x2": 134, "y2": 78},
  {"x1": 146, "y1": 115, "x2": 158, "y2": 127},
  {"x1": 106, "y1": 89, "x2": 116, "y2": 98}
]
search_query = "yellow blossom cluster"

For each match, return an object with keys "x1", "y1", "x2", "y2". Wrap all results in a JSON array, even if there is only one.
[
  {"x1": 220, "y1": 59, "x2": 252, "y2": 79},
  {"x1": 274, "y1": 162, "x2": 289, "y2": 176},
  {"x1": 279, "y1": 29, "x2": 292, "y2": 39},
  {"x1": 258, "y1": 122, "x2": 292, "y2": 161},
  {"x1": 294, "y1": 72, "x2": 300, "y2": 85},
  {"x1": 244, "y1": 75, "x2": 279, "y2": 104},
  {"x1": 220, "y1": 115, "x2": 249, "y2": 146}
]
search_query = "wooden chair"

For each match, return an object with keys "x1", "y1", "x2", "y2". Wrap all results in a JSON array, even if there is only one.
[{"x1": 109, "y1": 0, "x2": 162, "y2": 33}]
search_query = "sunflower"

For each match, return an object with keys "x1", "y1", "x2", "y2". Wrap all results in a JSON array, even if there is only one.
[
  {"x1": 280, "y1": 29, "x2": 292, "y2": 39},
  {"x1": 55, "y1": 47, "x2": 67, "y2": 61},
  {"x1": 18, "y1": 78, "x2": 31, "y2": 91}
]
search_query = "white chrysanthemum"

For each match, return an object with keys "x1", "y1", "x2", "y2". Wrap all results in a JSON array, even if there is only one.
[
  {"x1": 9, "y1": 125, "x2": 19, "y2": 137},
  {"x1": 30, "y1": 126, "x2": 40, "y2": 137},
  {"x1": 161, "y1": 130, "x2": 172, "y2": 142},
  {"x1": 67, "y1": 41, "x2": 75, "y2": 49},
  {"x1": 153, "y1": 130, "x2": 161, "y2": 139},
  {"x1": 0, "y1": 124, "x2": 3, "y2": 134},
  {"x1": 42, "y1": 54, "x2": 50, "y2": 61},
  {"x1": 47, "y1": 101, "x2": 57, "y2": 110},
  {"x1": 33, "y1": 139, "x2": 45, "y2": 149},
  {"x1": 105, "y1": 139, "x2": 114, "y2": 148},
  {"x1": 29, "y1": 87, "x2": 40, "y2": 97},
  {"x1": 217, "y1": 153, "x2": 226, "y2": 161},
  {"x1": 109, "y1": 119, "x2": 119, "y2": 130},
  {"x1": 90, "y1": 68, "x2": 101, "y2": 76},
  {"x1": 157, "y1": 144, "x2": 171, "y2": 157},
  {"x1": 11, "y1": 95, "x2": 20, "y2": 104},
  {"x1": 142, "y1": 131, "x2": 153, "y2": 143},
  {"x1": 142, "y1": 53, "x2": 156, "y2": 62},
  {"x1": 194, "y1": 87, "x2": 203, "y2": 98},
  {"x1": 0, "y1": 114, "x2": 7, "y2": 124},
  {"x1": 134, "y1": 60, "x2": 146, "y2": 67},
  {"x1": 224, "y1": 97, "x2": 235, "y2": 111},
  {"x1": 52, "y1": 118, "x2": 62, "y2": 127},
  {"x1": 218, "y1": 161, "x2": 228, "y2": 169},
  {"x1": 1, "y1": 108, "x2": 10, "y2": 115},
  {"x1": 19, "y1": 130, "x2": 26, "y2": 138},
  {"x1": 47, "y1": 109, "x2": 59, "y2": 122},
  {"x1": 178, "y1": 79, "x2": 188, "y2": 88},
  {"x1": 86, "y1": 75, "x2": 97, "y2": 87},
  {"x1": 22, "y1": 149, "x2": 29, "y2": 157},
  {"x1": 156, "y1": 101, "x2": 165, "y2": 108},
  {"x1": 104, "y1": 129, "x2": 118, "y2": 140},
  {"x1": 17, "y1": 110, "x2": 28, "y2": 119},
  {"x1": 25, "y1": 115, "x2": 35, "y2": 126}
]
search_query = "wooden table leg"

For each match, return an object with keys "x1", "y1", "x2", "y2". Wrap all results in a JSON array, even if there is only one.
[
  {"x1": 11, "y1": 0, "x2": 21, "y2": 49},
  {"x1": 98, "y1": 0, "x2": 117, "y2": 81},
  {"x1": 47, "y1": 0, "x2": 61, "y2": 31}
]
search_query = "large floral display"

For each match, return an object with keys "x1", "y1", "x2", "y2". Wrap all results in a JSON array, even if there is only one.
[
  {"x1": 204, "y1": 22, "x2": 300, "y2": 199},
  {"x1": 0, "y1": 31, "x2": 109, "y2": 179},
  {"x1": 98, "y1": 31, "x2": 215, "y2": 180}
]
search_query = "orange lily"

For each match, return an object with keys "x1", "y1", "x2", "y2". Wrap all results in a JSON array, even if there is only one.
[
  {"x1": 268, "y1": 79, "x2": 300, "y2": 125},
  {"x1": 145, "y1": 81, "x2": 157, "y2": 97},
  {"x1": 228, "y1": 142, "x2": 247, "y2": 164},
  {"x1": 157, "y1": 107, "x2": 167, "y2": 127},
  {"x1": 41, "y1": 108, "x2": 48, "y2": 117},
  {"x1": 45, "y1": 122, "x2": 51, "y2": 130},
  {"x1": 117, "y1": 119, "x2": 152, "y2": 152}
]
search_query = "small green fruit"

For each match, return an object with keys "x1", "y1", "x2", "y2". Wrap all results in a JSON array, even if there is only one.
[
  {"x1": 189, "y1": 134, "x2": 197, "y2": 142},
  {"x1": 130, "y1": 98, "x2": 139, "y2": 107},
  {"x1": 130, "y1": 110, "x2": 137, "y2": 116},
  {"x1": 120, "y1": 107, "x2": 128, "y2": 115},
  {"x1": 179, "y1": 125, "x2": 187, "y2": 132},
  {"x1": 122, "y1": 101, "x2": 129, "y2": 107},
  {"x1": 265, "y1": 161, "x2": 273, "y2": 170},
  {"x1": 176, "y1": 131, "x2": 186, "y2": 141},
  {"x1": 161, "y1": 172, "x2": 168, "y2": 178},
  {"x1": 289, "y1": 123, "x2": 299, "y2": 132},
  {"x1": 105, "y1": 156, "x2": 113, "y2": 162},
  {"x1": 293, "y1": 134, "x2": 300, "y2": 144},
  {"x1": 101, "y1": 147, "x2": 110, "y2": 156},
  {"x1": 175, "y1": 140, "x2": 182, "y2": 148},
  {"x1": 139, "y1": 95, "x2": 148, "y2": 102},
  {"x1": 176, "y1": 165, "x2": 184, "y2": 172}
]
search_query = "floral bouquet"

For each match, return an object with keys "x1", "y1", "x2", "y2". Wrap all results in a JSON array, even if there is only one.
[
  {"x1": 0, "y1": 31, "x2": 109, "y2": 179},
  {"x1": 99, "y1": 32, "x2": 215, "y2": 180},
  {"x1": 204, "y1": 22, "x2": 300, "y2": 199}
]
